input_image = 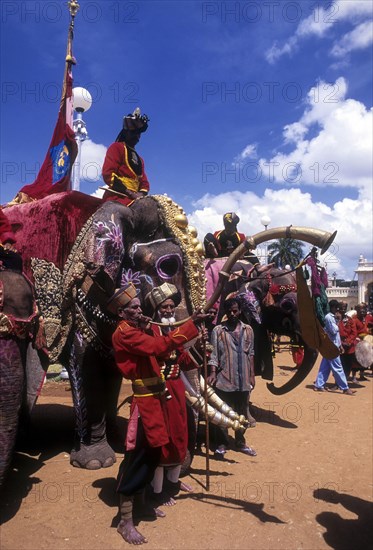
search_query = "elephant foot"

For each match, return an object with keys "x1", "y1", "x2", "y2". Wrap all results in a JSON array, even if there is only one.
[{"x1": 70, "y1": 440, "x2": 116, "y2": 469}]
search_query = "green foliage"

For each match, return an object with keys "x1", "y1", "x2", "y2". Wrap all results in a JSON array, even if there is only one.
[{"x1": 267, "y1": 238, "x2": 305, "y2": 269}]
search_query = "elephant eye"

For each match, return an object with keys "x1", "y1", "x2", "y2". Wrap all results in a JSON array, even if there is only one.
[{"x1": 156, "y1": 254, "x2": 182, "y2": 280}]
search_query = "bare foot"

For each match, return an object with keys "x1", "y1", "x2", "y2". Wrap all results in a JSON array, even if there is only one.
[
  {"x1": 180, "y1": 481, "x2": 193, "y2": 492},
  {"x1": 343, "y1": 389, "x2": 356, "y2": 395},
  {"x1": 154, "y1": 507, "x2": 166, "y2": 517},
  {"x1": 163, "y1": 496, "x2": 176, "y2": 506},
  {"x1": 117, "y1": 519, "x2": 148, "y2": 544}
]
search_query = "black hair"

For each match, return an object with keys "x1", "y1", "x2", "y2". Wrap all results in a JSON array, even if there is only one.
[
  {"x1": 329, "y1": 299, "x2": 340, "y2": 310},
  {"x1": 223, "y1": 297, "x2": 241, "y2": 312}
]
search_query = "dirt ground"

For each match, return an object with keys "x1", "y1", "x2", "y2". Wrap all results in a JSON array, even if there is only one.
[{"x1": 1, "y1": 351, "x2": 372, "y2": 550}]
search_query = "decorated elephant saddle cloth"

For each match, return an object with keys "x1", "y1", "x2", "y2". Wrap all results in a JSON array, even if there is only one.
[{"x1": 5, "y1": 191, "x2": 102, "y2": 280}]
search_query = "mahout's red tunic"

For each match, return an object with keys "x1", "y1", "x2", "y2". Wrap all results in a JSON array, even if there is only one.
[
  {"x1": 102, "y1": 142, "x2": 150, "y2": 206},
  {"x1": 213, "y1": 229, "x2": 245, "y2": 257},
  {"x1": 152, "y1": 325, "x2": 197, "y2": 466}
]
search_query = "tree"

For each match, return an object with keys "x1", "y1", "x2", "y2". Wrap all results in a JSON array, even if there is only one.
[{"x1": 267, "y1": 238, "x2": 304, "y2": 269}]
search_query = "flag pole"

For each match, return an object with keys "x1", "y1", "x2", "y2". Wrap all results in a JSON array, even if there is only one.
[{"x1": 202, "y1": 323, "x2": 210, "y2": 491}]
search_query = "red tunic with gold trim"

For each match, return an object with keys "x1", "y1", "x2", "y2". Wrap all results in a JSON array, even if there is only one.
[
  {"x1": 102, "y1": 142, "x2": 150, "y2": 207},
  {"x1": 213, "y1": 229, "x2": 245, "y2": 257},
  {"x1": 152, "y1": 325, "x2": 197, "y2": 466},
  {"x1": 0, "y1": 208, "x2": 16, "y2": 244},
  {"x1": 112, "y1": 319, "x2": 198, "y2": 449}
]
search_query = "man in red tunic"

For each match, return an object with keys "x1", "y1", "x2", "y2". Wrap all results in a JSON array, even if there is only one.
[
  {"x1": 102, "y1": 109, "x2": 150, "y2": 207},
  {"x1": 145, "y1": 283, "x2": 201, "y2": 505},
  {"x1": 108, "y1": 283, "x2": 205, "y2": 545}
]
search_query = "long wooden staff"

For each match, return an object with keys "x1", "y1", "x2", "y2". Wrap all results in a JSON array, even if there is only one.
[{"x1": 202, "y1": 322, "x2": 210, "y2": 491}]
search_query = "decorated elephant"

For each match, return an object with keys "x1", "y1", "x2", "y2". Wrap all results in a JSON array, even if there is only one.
[
  {"x1": 4, "y1": 191, "x2": 206, "y2": 471},
  {"x1": 204, "y1": 226, "x2": 339, "y2": 395},
  {"x1": 0, "y1": 252, "x2": 45, "y2": 484}
]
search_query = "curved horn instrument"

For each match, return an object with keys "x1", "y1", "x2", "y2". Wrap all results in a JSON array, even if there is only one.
[
  {"x1": 199, "y1": 376, "x2": 249, "y2": 427},
  {"x1": 181, "y1": 372, "x2": 247, "y2": 432}
]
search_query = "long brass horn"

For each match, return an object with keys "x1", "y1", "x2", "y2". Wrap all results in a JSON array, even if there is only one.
[
  {"x1": 204, "y1": 226, "x2": 337, "y2": 311},
  {"x1": 247, "y1": 226, "x2": 337, "y2": 255}
]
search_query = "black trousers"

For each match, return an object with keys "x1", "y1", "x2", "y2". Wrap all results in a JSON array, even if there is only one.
[
  {"x1": 117, "y1": 419, "x2": 161, "y2": 496},
  {"x1": 210, "y1": 389, "x2": 249, "y2": 449}
]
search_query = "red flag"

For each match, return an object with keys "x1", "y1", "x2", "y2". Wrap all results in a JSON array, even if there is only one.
[{"x1": 19, "y1": 67, "x2": 77, "y2": 200}]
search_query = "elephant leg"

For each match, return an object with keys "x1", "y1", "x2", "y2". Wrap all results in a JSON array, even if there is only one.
[
  {"x1": 68, "y1": 334, "x2": 116, "y2": 469},
  {"x1": 0, "y1": 338, "x2": 25, "y2": 485}
]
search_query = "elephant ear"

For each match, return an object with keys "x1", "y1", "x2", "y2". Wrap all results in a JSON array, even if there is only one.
[{"x1": 31, "y1": 258, "x2": 70, "y2": 360}]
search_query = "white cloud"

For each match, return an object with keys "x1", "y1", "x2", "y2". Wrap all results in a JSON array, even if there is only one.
[
  {"x1": 234, "y1": 143, "x2": 258, "y2": 165},
  {"x1": 80, "y1": 139, "x2": 107, "y2": 184},
  {"x1": 265, "y1": 0, "x2": 373, "y2": 63},
  {"x1": 331, "y1": 20, "x2": 373, "y2": 57},
  {"x1": 187, "y1": 188, "x2": 372, "y2": 279},
  {"x1": 258, "y1": 78, "x2": 373, "y2": 199},
  {"x1": 239, "y1": 143, "x2": 257, "y2": 160}
]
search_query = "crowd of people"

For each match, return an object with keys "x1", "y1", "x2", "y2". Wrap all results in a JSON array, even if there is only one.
[{"x1": 314, "y1": 300, "x2": 373, "y2": 394}]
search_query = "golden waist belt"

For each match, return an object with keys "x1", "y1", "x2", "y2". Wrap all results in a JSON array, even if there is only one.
[
  {"x1": 112, "y1": 175, "x2": 140, "y2": 193},
  {"x1": 132, "y1": 376, "x2": 166, "y2": 398}
]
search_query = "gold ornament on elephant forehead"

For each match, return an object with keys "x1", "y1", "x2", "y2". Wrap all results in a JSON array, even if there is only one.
[
  {"x1": 174, "y1": 213, "x2": 188, "y2": 229},
  {"x1": 188, "y1": 226, "x2": 198, "y2": 238}
]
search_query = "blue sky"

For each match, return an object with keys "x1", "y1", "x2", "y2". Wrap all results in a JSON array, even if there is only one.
[{"x1": 1, "y1": 0, "x2": 372, "y2": 278}]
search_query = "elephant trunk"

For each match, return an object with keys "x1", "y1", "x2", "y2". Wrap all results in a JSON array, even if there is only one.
[
  {"x1": 0, "y1": 339, "x2": 25, "y2": 485},
  {"x1": 266, "y1": 340, "x2": 318, "y2": 395}
]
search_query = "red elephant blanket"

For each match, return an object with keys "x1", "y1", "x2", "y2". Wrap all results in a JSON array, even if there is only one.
[{"x1": 5, "y1": 191, "x2": 102, "y2": 280}]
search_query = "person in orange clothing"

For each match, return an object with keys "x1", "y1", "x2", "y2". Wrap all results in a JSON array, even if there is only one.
[
  {"x1": 107, "y1": 283, "x2": 206, "y2": 545},
  {"x1": 102, "y1": 109, "x2": 150, "y2": 207}
]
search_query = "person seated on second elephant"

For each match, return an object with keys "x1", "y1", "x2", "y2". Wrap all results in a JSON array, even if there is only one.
[
  {"x1": 102, "y1": 108, "x2": 150, "y2": 207},
  {"x1": 212, "y1": 212, "x2": 246, "y2": 258}
]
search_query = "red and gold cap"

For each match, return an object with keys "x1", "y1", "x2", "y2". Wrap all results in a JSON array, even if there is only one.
[{"x1": 106, "y1": 283, "x2": 138, "y2": 314}]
